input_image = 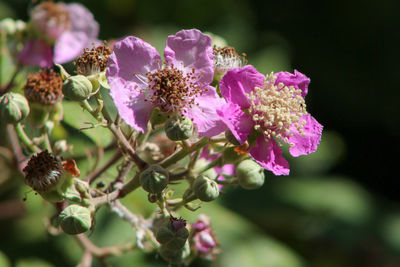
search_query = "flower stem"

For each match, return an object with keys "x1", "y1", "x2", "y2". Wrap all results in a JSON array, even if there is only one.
[
  {"x1": 14, "y1": 123, "x2": 40, "y2": 153},
  {"x1": 160, "y1": 137, "x2": 209, "y2": 169}
]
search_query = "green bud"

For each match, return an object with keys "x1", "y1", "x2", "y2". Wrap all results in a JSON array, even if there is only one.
[
  {"x1": 140, "y1": 165, "x2": 169, "y2": 194},
  {"x1": 156, "y1": 225, "x2": 175, "y2": 244},
  {"x1": 62, "y1": 75, "x2": 92, "y2": 101},
  {"x1": 165, "y1": 116, "x2": 193, "y2": 141},
  {"x1": 222, "y1": 146, "x2": 244, "y2": 164},
  {"x1": 150, "y1": 108, "x2": 169, "y2": 126},
  {"x1": 158, "y1": 244, "x2": 185, "y2": 265},
  {"x1": 0, "y1": 93, "x2": 30, "y2": 124},
  {"x1": 164, "y1": 227, "x2": 189, "y2": 250},
  {"x1": 192, "y1": 175, "x2": 219, "y2": 202},
  {"x1": 236, "y1": 160, "x2": 265, "y2": 190},
  {"x1": 155, "y1": 217, "x2": 189, "y2": 250},
  {"x1": 58, "y1": 205, "x2": 91, "y2": 235},
  {"x1": 225, "y1": 130, "x2": 241, "y2": 146}
]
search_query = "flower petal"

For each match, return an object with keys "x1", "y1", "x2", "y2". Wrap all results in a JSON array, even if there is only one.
[
  {"x1": 54, "y1": 31, "x2": 88, "y2": 64},
  {"x1": 275, "y1": 70, "x2": 310, "y2": 98},
  {"x1": 217, "y1": 102, "x2": 253, "y2": 144},
  {"x1": 184, "y1": 86, "x2": 226, "y2": 137},
  {"x1": 18, "y1": 39, "x2": 53, "y2": 68},
  {"x1": 249, "y1": 136, "x2": 290, "y2": 175},
  {"x1": 164, "y1": 29, "x2": 214, "y2": 84},
  {"x1": 220, "y1": 65, "x2": 265, "y2": 109},
  {"x1": 288, "y1": 114, "x2": 323, "y2": 157},
  {"x1": 106, "y1": 36, "x2": 161, "y2": 132},
  {"x1": 107, "y1": 36, "x2": 161, "y2": 84},
  {"x1": 65, "y1": 3, "x2": 99, "y2": 39}
]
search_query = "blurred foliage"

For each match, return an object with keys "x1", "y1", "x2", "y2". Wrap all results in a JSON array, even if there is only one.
[{"x1": 1, "y1": 0, "x2": 399, "y2": 266}]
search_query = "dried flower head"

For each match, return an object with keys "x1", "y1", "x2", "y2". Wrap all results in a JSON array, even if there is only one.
[
  {"x1": 213, "y1": 46, "x2": 246, "y2": 75},
  {"x1": 74, "y1": 43, "x2": 112, "y2": 76},
  {"x1": 24, "y1": 69, "x2": 63, "y2": 105},
  {"x1": 23, "y1": 150, "x2": 63, "y2": 192}
]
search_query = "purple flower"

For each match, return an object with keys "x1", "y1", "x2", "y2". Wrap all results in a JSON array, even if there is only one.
[
  {"x1": 191, "y1": 214, "x2": 220, "y2": 260},
  {"x1": 18, "y1": 2, "x2": 99, "y2": 67},
  {"x1": 106, "y1": 29, "x2": 226, "y2": 137},
  {"x1": 217, "y1": 65, "x2": 323, "y2": 175}
]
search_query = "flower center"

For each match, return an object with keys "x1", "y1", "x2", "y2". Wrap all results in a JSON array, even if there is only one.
[
  {"x1": 213, "y1": 46, "x2": 246, "y2": 75},
  {"x1": 248, "y1": 73, "x2": 307, "y2": 146},
  {"x1": 24, "y1": 69, "x2": 63, "y2": 105},
  {"x1": 23, "y1": 150, "x2": 63, "y2": 192},
  {"x1": 145, "y1": 65, "x2": 206, "y2": 114},
  {"x1": 31, "y1": 1, "x2": 70, "y2": 39},
  {"x1": 74, "y1": 43, "x2": 112, "y2": 76}
]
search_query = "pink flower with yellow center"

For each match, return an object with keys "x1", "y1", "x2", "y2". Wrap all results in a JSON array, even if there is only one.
[
  {"x1": 106, "y1": 29, "x2": 226, "y2": 137},
  {"x1": 18, "y1": 1, "x2": 99, "y2": 67},
  {"x1": 217, "y1": 65, "x2": 323, "y2": 175}
]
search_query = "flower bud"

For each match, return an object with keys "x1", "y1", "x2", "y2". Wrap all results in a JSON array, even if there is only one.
[
  {"x1": 222, "y1": 146, "x2": 244, "y2": 164},
  {"x1": 140, "y1": 165, "x2": 169, "y2": 194},
  {"x1": 58, "y1": 205, "x2": 91, "y2": 235},
  {"x1": 192, "y1": 175, "x2": 219, "y2": 202},
  {"x1": 155, "y1": 217, "x2": 189, "y2": 250},
  {"x1": 62, "y1": 75, "x2": 92, "y2": 101},
  {"x1": 159, "y1": 241, "x2": 190, "y2": 265},
  {"x1": 165, "y1": 116, "x2": 193, "y2": 141},
  {"x1": 236, "y1": 160, "x2": 265, "y2": 190},
  {"x1": 225, "y1": 129, "x2": 241, "y2": 146},
  {"x1": 0, "y1": 93, "x2": 30, "y2": 124}
]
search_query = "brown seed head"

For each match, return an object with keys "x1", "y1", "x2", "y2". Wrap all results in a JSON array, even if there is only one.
[
  {"x1": 24, "y1": 69, "x2": 63, "y2": 105},
  {"x1": 74, "y1": 43, "x2": 112, "y2": 76}
]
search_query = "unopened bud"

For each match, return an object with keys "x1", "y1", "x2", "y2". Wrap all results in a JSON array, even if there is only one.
[
  {"x1": 0, "y1": 93, "x2": 30, "y2": 124},
  {"x1": 63, "y1": 75, "x2": 92, "y2": 101},
  {"x1": 58, "y1": 205, "x2": 92, "y2": 235},
  {"x1": 192, "y1": 175, "x2": 219, "y2": 202},
  {"x1": 140, "y1": 165, "x2": 169, "y2": 194},
  {"x1": 165, "y1": 116, "x2": 193, "y2": 141},
  {"x1": 236, "y1": 160, "x2": 265, "y2": 190}
]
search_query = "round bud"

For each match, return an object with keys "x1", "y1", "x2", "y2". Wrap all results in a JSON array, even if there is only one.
[
  {"x1": 165, "y1": 116, "x2": 193, "y2": 141},
  {"x1": 140, "y1": 165, "x2": 169, "y2": 194},
  {"x1": 192, "y1": 175, "x2": 219, "y2": 202},
  {"x1": 62, "y1": 75, "x2": 92, "y2": 101},
  {"x1": 0, "y1": 93, "x2": 30, "y2": 124},
  {"x1": 225, "y1": 130, "x2": 241, "y2": 146},
  {"x1": 158, "y1": 244, "x2": 185, "y2": 265},
  {"x1": 156, "y1": 225, "x2": 175, "y2": 244},
  {"x1": 164, "y1": 227, "x2": 189, "y2": 250},
  {"x1": 58, "y1": 205, "x2": 91, "y2": 235},
  {"x1": 236, "y1": 160, "x2": 265, "y2": 190}
]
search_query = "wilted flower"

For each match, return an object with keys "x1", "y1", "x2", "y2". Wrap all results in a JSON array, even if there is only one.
[
  {"x1": 18, "y1": 1, "x2": 99, "y2": 67},
  {"x1": 191, "y1": 214, "x2": 220, "y2": 260},
  {"x1": 217, "y1": 65, "x2": 323, "y2": 175},
  {"x1": 24, "y1": 69, "x2": 63, "y2": 105},
  {"x1": 213, "y1": 46, "x2": 246, "y2": 76},
  {"x1": 106, "y1": 29, "x2": 226, "y2": 137}
]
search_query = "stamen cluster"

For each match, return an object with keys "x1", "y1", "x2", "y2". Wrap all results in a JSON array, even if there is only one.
[
  {"x1": 31, "y1": 1, "x2": 70, "y2": 37},
  {"x1": 145, "y1": 66, "x2": 207, "y2": 114},
  {"x1": 248, "y1": 73, "x2": 307, "y2": 145},
  {"x1": 213, "y1": 46, "x2": 246, "y2": 74},
  {"x1": 24, "y1": 69, "x2": 63, "y2": 105},
  {"x1": 74, "y1": 44, "x2": 112, "y2": 76},
  {"x1": 23, "y1": 150, "x2": 63, "y2": 192}
]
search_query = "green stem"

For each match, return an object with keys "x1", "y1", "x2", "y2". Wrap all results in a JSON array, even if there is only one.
[
  {"x1": 42, "y1": 129, "x2": 52, "y2": 152},
  {"x1": 160, "y1": 137, "x2": 209, "y2": 169},
  {"x1": 14, "y1": 123, "x2": 40, "y2": 153},
  {"x1": 197, "y1": 157, "x2": 222, "y2": 174}
]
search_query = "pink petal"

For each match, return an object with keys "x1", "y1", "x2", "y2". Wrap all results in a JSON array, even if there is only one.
[
  {"x1": 275, "y1": 70, "x2": 310, "y2": 98},
  {"x1": 164, "y1": 29, "x2": 214, "y2": 84},
  {"x1": 184, "y1": 86, "x2": 227, "y2": 137},
  {"x1": 54, "y1": 31, "x2": 88, "y2": 64},
  {"x1": 65, "y1": 3, "x2": 99, "y2": 40},
  {"x1": 220, "y1": 65, "x2": 265, "y2": 109},
  {"x1": 107, "y1": 36, "x2": 161, "y2": 132},
  {"x1": 249, "y1": 136, "x2": 290, "y2": 176},
  {"x1": 288, "y1": 114, "x2": 323, "y2": 157},
  {"x1": 217, "y1": 102, "x2": 253, "y2": 144},
  {"x1": 18, "y1": 39, "x2": 53, "y2": 68}
]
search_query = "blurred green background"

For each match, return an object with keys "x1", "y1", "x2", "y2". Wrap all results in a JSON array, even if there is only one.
[{"x1": 1, "y1": 0, "x2": 400, "y2": 266}]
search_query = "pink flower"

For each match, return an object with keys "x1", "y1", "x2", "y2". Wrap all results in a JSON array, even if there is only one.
[
  {"x1": 18, "y1": 2, "x2": 99, "y2": 67},
  {"x1": 191, "y1": 214, "x2": 220, "y2": 260},
  {"x1": 106, "y1": 29, "x2": 226, "y2": 137},
  {"x1": 217, "y1": 65, "x2": 323, "y2": 175}
]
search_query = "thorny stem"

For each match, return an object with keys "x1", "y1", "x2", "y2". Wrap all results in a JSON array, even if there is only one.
[
  {"x1": 160, "y1": 137, "x2": 209, "y2": 169},
  {"x1": 14, "y1": 123, "x2": 40, "y2": 153}
]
